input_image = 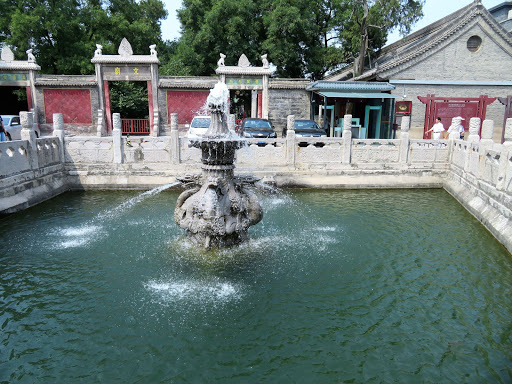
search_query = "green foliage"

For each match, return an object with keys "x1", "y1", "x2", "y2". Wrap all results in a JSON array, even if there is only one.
[
  {"x1": 0, "y1": 0, "x2": 167, "y2": 75},
  {"x1": 176, "y1": 0, "x2": 424, "y2": 79},
  {"x1": 109, "y1": 82, "x2": 149, "y2": 118}
]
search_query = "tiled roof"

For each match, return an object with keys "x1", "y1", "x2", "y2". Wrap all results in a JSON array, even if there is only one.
[
  {"x1": 327, "y1": 2, "x2": 512, "y2": 81},
  {"x1": 307, "y1": 80, "x2": 395, "y2": 91}
]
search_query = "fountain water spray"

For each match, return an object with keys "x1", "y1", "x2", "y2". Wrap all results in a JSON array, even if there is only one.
[{"x1": 174, "y1": 82, "x2": 263, "y2": 248}]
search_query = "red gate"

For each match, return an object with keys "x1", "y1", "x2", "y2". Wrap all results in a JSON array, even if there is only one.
[
  {"x1": 121, "y1": 119, "x2": 150, "y2": 134},
  {"x1": 418, "y1": 94, "x2": 496, "y2": 139}
]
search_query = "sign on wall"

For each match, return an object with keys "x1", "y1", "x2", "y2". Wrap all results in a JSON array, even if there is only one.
[
  {"x1": 226, "y1": 77, "x2": 262, "y2": 86},
  {"x1": 395, "y1": 101, "x2": 412, "y2": 115},
  {"x1": 434, "y1": 102, "x2": 478, "y2": 130},
  {"x1": 103, "y1": 65, "x2": 152, "y2": 81}
]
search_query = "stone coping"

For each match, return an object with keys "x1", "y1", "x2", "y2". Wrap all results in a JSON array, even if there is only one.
[
  {"x1": 91, "y1": 55, "x2": 159, "y2": 65},
  {"x1": 0, "y1": 61, "x2": 40, "y2": 71}
]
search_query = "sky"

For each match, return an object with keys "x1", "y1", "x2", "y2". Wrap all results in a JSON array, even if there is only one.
[{"x1": 161, "y1": 0, "x2": 507, "y2": 44}]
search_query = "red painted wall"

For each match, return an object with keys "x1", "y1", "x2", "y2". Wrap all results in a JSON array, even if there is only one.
[
  {"x1": 167, "y1": 90, "x2": 209, "y2": 125},
  {"x1": 44, "y1": 89, "x2": 92, "y2": 124}
]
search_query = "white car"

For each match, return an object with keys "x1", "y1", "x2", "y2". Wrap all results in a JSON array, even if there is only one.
[
  {"x1": 187, "y1": 116, "x2": 211, "y2": 140},
  {"x1": 1, "y1": 115, "x2": 41, "y2": 140}
]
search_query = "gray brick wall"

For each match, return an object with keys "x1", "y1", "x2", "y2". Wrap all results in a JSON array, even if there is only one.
[
  {"x1": 390, "y1": 24, "x2": 512, "y2": 82},
  {"x1": 268, "y1": 89, "x2": 310, "y2": 134},
  {"x1": 389, "y1": 23, "x2": 512, "y2": 140}
]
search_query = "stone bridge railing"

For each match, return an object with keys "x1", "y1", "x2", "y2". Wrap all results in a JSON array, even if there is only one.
[{"x1": 1, "y1": 111, "x2": 511, "y2": 252}]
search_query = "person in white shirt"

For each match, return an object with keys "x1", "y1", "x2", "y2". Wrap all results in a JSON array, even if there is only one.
[{"x1": 426, "y1": 117, "x2": 445, "y2": 140}]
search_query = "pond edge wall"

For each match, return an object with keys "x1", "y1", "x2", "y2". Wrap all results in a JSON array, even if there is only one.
[{"x1": 1, "y1": 113, "x2": 511, "y2": 254}]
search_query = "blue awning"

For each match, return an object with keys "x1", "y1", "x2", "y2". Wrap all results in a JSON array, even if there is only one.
[{"x1": 316, "y1": 91, "x2": 398, "y2": 99}]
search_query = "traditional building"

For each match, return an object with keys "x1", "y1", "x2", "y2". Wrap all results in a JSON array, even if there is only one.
[{"x1": 327, "y1": 1, "x2": 512, "y2": 141}]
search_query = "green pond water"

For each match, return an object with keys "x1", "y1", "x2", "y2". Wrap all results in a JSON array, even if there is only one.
[{"x1": 1, "y1": 188, "x2": 511, "y2": 383}]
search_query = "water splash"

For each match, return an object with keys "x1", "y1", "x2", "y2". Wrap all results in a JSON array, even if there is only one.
[{"x1": 52, "y1": 182, "x2": 179, "y2": 249}]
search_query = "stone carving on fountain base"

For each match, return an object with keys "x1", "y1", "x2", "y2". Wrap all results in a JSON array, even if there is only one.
[{"x1": 174, "y1": 82, "x2": 263, "y2": 248}]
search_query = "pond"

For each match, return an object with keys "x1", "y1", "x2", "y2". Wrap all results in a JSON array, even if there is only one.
[{"x1": 1, "y1": 189, "x2": 511, "y2": 383}]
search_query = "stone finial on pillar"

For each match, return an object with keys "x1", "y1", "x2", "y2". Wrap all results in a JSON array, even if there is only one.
[
  {"x1": 170, "y1": 113, "x2": 180, "y2": 164},
  {"x1": 286, "y1": 115, "x2": 295, "y2": 167},
  {"x1": 52, "y1": 113, "x2": 64, "y2": 133},
  {"x1": 170, "y1": 113, "x2": 178, "y2": 131},
  {"x1": 20, "y1": 111, "x2": 34, "y2": 130},
  {"x1": 343, "y1": 114, "x2": 352, "y2": 134},
  {"x1": 399, "y1": 116, "x2": 410, "y2": 139},
  {"x1": 112, "y1": 113, "x2": 123, "y2": 164},
  {"x1": 447, "y1": 117, "x2": 461, "y2": 140},
  {"x1": 399, "y1": 116, "x2": 410, "y2": 163},
  {"x1": 480, "y1": 119, "x2": 494, "y2": 146},
  {"x1": 52, "y1": 113, "x2": 66, "y2": 162},
  {"x1": 503, "y1": 118, "x2": 512, "y2": 148},
  {"x1": 468, "y1": 117, "x2": 481, "y2": 144},
  {"x1": 20, "y1": 111, "x2": 39, "y2": 169},
  {"x1": 287, "y1": 115, "x2": 295, "y2": 134},
  {"x1": 400, "y1": 116, "x2": 411, "y2": 133},
  {"x1": 342, "y1": 114, "x2": 352, "y2": 164}
]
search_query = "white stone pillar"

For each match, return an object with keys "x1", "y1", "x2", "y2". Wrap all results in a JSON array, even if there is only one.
[
  {"x1": 286, "y1": 115, "x2": 295, "y2": 167},
  {"x1": 502, "y1": 118, "x2": 512, "y2": 148},
  {"x1": 342, "y1": 114, "x2": 352, "y2": 164},
  {"x1": 52, "y1": 113, "x2": 66, "y2": 162},
  {"x1": 262, "y1": 75, "x2": 269, "y2": 119},
  {"x1": 170, "y1": 113, "x2": 180, "y2": 164},
  {"x1": 112, "y1": 113, "x2": 123, "y2": 164},
  {"x1": 399, "y1": 116, "x2": 410, "y2": 163},
  {"x1": 150, "y1": 63, "x2": 160, "y2": 137},
  {"x1": 468, "y1": 117, "x2": 481, "y2": 144},
  {"x1": 447, "y1": 117, "x2": 461, "y2": 140},
  {"x1": 20, "y1": 111, "x2": 39, "y2": 169},
  {"x1": 480, "y1": 119, "x2": 494, "y2": 147},
  {"x1": 251, "y1": 90, "x2": 258, "y2": 118},
  {"x1": 29, "y1": 70, "x2": 39, "y2": 131}
]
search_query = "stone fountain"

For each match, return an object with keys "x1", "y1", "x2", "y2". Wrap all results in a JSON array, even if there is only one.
[{"x1": 174, "y1": 82, "x2": 263, "y2": 248}]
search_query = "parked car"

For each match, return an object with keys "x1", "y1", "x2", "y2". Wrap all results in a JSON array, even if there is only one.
[
  {"x1": 284, "y1": 119, "x2": 327, "y2": 147},
  {"x1": 283, "y1": 119, "x2": 327, "y2": 138},
  {"x1": 240, "y1": 118, "x2": 277, "y2": 138},
  {"x1": 0, "y1": 115, "x2": 41, "y2": 140},
  {"x1": 186, "y1": 116, "x2": 211, "y2": 140}
]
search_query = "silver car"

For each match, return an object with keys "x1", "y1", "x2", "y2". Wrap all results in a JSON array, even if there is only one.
[{"x1": 1, "y1": 115, "x2": 41, "y2": 140}]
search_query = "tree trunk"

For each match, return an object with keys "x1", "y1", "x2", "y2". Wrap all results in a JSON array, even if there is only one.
[{"x1": 354, "y1": 0, "x2": 369, "y2": 77}]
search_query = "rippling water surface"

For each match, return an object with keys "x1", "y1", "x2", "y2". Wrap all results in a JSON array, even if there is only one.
[{"x1": 1, "y1": 189, "x2": 511, "y2": 383}]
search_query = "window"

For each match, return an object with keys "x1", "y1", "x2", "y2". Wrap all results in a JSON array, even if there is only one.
[{"x1": 467, "y1": 35, "x2": 482, "y2": 52}]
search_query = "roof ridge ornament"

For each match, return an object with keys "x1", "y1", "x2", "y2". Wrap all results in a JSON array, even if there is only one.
[
  {"x1": 1, "y1": 46, "x2": 14, "y2": 62},
  {"x1": 238, "y1": 54, "x2": 250, "y2": 68},
  {"x1": 118, "y1": 38, "x2": 133, "y2": 57}
]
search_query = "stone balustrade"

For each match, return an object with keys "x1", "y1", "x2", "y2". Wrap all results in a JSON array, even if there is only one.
[{"x1": 0, "y1": 113, "x2": 511, "y2": 253}]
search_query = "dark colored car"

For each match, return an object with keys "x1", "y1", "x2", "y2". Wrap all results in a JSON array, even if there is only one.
[
  {"x1": 240, "y1": 118, "x2": 277, "y2": 139},
  {"x1": 283, "y1": 119, "x2": 327, "y2": 138}
]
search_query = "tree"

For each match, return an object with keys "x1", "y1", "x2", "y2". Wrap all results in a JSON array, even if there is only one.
[
  {"x1": 176, "y1": 0, "x2": 423, "y2": 79},
  {"x1": 177, "y1": 0, "x2": 264, "y2": 75},
  {"x1": 0, "y1": 0, "x2": 168, "y2": 75},
  {"x1": 337, "y1": 0, "x2": 424, "y2": 77}
]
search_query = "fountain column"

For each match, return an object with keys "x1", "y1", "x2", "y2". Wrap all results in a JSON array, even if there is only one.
[{"x1": 174, "y1": 82, "x2": 263, "y2": 248}]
